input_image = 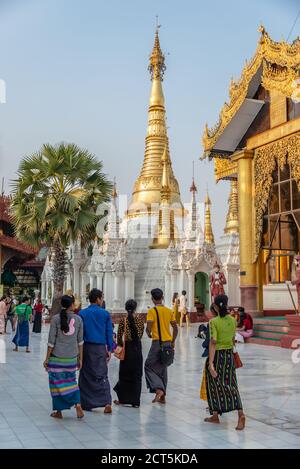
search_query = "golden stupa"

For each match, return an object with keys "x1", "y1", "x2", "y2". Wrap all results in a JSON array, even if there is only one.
[{"x1": 127, "y1": 28, "x2": 183, "y2": 217}]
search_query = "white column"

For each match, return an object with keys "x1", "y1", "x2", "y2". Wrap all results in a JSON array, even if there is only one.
[
  {"x1": 164, "y1": 272, "x2": 171, "y2": 308},
  {"x1": 66, "y1": 273, "x2": 72, "y2": 291},
  {"x1": 171, "y1": 272, "x2": 177, "y2": 299},
  {"x1": 41, "y1": 280, "x2": 46, "y2": 303},
  {"x1": 179, "y1": 269, "x2": 185, "y2": 294},
  {"x1": 187, "y1": 271, "x2": 195, "y2": 312},
  {"x1": 113, "y1": 272, "x2": 122, "y2": 310},
  {"x1": 96, "y1": 272, "x2": 103, "y2": 291},
  {"x1": 89, "y1": 273, "x2": 95, "y2": 290},
  {"x1": 73, "y1": 264, "x2": 80, "y2": 297},
  {"x1": 103, "y1": 272, "x2": 113, "y2": 310},
  {"x1": 81, "y1": 273, "x2": 88, "y2": 305},
  {"x1": 125, "y1": 271, "x2": 135, "y2": 301},
  {"x1": 50, "y1": 281, "x2": 54, "y2": 303},
  {"x1": 45, "y1": 281, "x2": 49, "y2": 304}
]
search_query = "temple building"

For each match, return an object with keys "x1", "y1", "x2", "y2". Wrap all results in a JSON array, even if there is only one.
[
  {"x1": 0, "y1": 195, "x2": 45, "y2": 296},
  {"x1": 202, "y1": 26, "x2": 300, "y2": 316},
  {"x1": 41, "y1": 29, "x2": 239, "y2": 314}
]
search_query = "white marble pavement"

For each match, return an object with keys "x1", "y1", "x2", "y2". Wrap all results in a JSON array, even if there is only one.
[{"x1": 0, "y1": 323, "x2": 300, "y2": 449}]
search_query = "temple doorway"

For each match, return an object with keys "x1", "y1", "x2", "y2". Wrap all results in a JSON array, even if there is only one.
[{"x1": 194, "y1": 272, "x2": 209, "y2": 311}]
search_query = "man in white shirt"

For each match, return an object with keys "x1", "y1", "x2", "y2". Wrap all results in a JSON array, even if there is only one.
[{"x1": 179, "y1": 290, "x2": 189, "y2": 327}]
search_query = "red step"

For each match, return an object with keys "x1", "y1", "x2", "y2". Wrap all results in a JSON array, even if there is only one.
[
  {"x1": 254, "y1": 324, "x2": 289, "y2": 333},
  {"x1": 246, "y1": 337, "x2": 281, "y2": 347}
]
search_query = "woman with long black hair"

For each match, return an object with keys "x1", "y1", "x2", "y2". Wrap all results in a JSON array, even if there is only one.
[
  {"x1": 113, "y1": 299, "x2": 144, "y2": 408},
  {"x1": 204, "y1": 294, "x2": 245, "y2": 430},
  {"x1": 43, "y1": 295, "x2": 84, "y2": 419}
]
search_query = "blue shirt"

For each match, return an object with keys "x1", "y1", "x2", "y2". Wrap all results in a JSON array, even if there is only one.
[{"x1": 79, "y1": 304, "x2": 114, "y2": 352}]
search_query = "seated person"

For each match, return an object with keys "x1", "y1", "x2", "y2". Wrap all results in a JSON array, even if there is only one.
[
  {"x1": 230, "y1": 307, "x2": 240, "y2": 325},
  {"x1": 235, "y1": 307, "x2": 253, "y2": 343}
]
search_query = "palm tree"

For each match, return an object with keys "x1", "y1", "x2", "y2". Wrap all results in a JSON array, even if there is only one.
[{"x1": 11, "y1": 142, "x2": 112, "y2": 314}]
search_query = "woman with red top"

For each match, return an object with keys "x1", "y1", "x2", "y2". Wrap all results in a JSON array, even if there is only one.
[
  {"x1": 235, "y1": 307, "x2": 253, "y2": 343},
  {"x1": 32, "y1": 298, "x2": 43, "y2": 333}
]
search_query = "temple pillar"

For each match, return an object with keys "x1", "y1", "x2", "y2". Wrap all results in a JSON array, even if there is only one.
[
  {"x1": 187, "y1": 271, "x2": 195, "y2": 312},
  {"x1": 125, "y1": 271, "x2": 135, "y2": 301},
  {"x1": 113, "y1": 271, "x2": 122, "y2": 310},
  {"x1": 103, "y1": 272, "x2": 113, "y2": 310},
  {"x1": 41, "y1": 280, "x2": 46, "y2": 303},
  {"x1": 96, "y1": 272, "x2": 103, "y2": 291},
  {"x1": 170, "y1": 272, "x2": 177, "y2": 303},
  {"x1": 233, "y1": 149, "x2": 260, "y2": 316},
  {"x1": 179, "y1": 269, "x2": 185, "y2": 294},
  {"x1": 164, "y1": 272, "x2": 171, "y2": 308},
  {"x1": 89, "y1": 273, "x2": 96, "y2": 290},
  {"x1": 80, "y1": 272, "x2": 88, "y2": 305},
  {"x1": 66, "y1": 272, "x2": 72, "y2": 291},
  {"x1": 73, "y1": 263, "x2": 81, "y2": 297}
]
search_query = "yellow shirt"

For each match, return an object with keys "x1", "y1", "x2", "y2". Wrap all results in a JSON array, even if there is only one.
[{"x1": 147, "y1": 305, "x2": 176, "y2": 342}]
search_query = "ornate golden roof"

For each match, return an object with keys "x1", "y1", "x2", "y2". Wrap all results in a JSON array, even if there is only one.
[{"x1": 202, "y1": 26, "x2": 300, "y2": 155}]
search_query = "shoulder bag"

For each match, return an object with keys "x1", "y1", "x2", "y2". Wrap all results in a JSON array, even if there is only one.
[
  {"x1": 233, "y1": 346, "x2": 243, "y2": 369},
  {"x1": 154, "y1": 307, "x2": 174, "y2": 367},
  {"x1": 114, "y1": 318, "x2": 126, "y2": 361}
]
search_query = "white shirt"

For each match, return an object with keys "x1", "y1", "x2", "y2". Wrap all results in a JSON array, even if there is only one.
[{"x1": 179, "y1": 295, "x2": 187, "y2": 312}]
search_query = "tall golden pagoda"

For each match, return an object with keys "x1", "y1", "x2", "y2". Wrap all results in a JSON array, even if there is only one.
[{"x1": 127, "y1": 28, "x2": 183, "y2": 217}]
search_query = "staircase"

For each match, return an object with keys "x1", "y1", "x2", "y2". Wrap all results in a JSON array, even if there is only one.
[{"x1": 246, "y1": 316, "x2": 289, "y2": 347}]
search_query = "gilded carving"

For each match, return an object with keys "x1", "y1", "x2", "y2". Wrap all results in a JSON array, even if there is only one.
[
  {"x1": 202, "y1": 27, "x2": 300, "y2": 155},
  {"x1": 262, "y1": 61, "x2": 298, "y2": 97},
  {"x1": 254, "y1": 134, "x2": 300, "y2": 260},
  {"x1": 214, "y1": 158, "x2": 238, "y2": 181}
]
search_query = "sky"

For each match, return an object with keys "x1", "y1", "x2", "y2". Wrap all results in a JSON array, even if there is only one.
[{"x1": 0, "y1": 0, "x2": 299, "y2": 242}]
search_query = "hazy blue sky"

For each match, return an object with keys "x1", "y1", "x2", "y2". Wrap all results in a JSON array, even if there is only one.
[{"x1": 0, "y1": 0, "x2": 298, "y2": 241}]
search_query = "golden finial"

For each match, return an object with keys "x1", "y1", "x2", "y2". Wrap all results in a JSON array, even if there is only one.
[
  {"x1": 204, "y1": 190, "x2": 214, "y2": 244},
  {"x1": 148, "y1": 24, "x2": 166, "y2": 81},
  {"x1": 204, "y1": 189, "x2": 211, "y2": 205},
  {"x1": 112, "y1": 177, "x2": 118, "y2": 199},
  {"x1": 190, "y1": 161, "x2": 197, "y2": 192},
  {"x1": 224, "y1": 179, "x2": 239, "y2": 233}
]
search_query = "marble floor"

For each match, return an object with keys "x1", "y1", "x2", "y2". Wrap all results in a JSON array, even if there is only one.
[{"x1": 0, "y1": 323, "x2": 300, "y2": 449}]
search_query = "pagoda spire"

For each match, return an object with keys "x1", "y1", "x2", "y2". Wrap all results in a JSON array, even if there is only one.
[
  {"x1": 150, "y1": 146, "x2": 174, "y2": 249},
  {"x1": 106, "y1": 177, "x2": 119, "y2": 239},
  {"x1": 224, "y1": 179, "x2": 239, "y2": 234},
  {"x1": 128, "y1": 28, "x2": 182, "y2": 217},
  {"x1": 204, "y1": 191, "x2": 215, "y2": 245},
  {"x1": 190, "y1": 162, "x2": 197, "y2": 234},
  {"x1": 111, "y1": 176, "x2": 118, "y2": 199}
]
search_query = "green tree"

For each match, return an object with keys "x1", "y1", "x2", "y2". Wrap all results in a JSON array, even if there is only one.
[{"x1": 11, "y1": 143, "x2": 112, "y2": 314}]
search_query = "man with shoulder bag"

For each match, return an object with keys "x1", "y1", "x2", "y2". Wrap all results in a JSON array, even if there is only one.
[{"x1": 145, "y1": 288, "x2": 178, "y2": 404}]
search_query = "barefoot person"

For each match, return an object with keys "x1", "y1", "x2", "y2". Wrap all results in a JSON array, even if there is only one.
[
  {"x1": 44, "y1": 295, "x2": 84, "y2": 419},
  {"x1": 12, "y1": 296, "x2": 32, "y2": 352},
  {"x1": 145, "y1": 288, "x2": 178, "y2": 404},
  {"x1": 0, "y1": 296, "x2": 8, "y2": 335},
  {"x1": 32, "y1": 298, "x2": 43, "y2": 333},
  {"x1": 204, "y1": 294, "x2": 245, "y2": 431},
  {"x1": 113, "y1": 299, "x2": 144, "y2": 408},
  {"x1": 179, "y1": 290, "x2": 189, "y2": 327},
  {"x1": 79, "y1": 289, "x2": 114, "y2": 414}
]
